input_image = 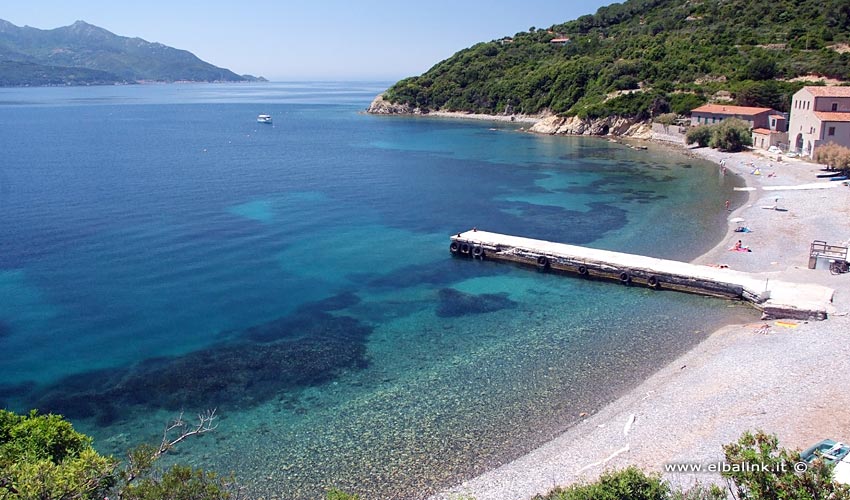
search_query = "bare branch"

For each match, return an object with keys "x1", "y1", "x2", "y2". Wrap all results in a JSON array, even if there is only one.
[{"x1": 154, "y1": 408, "x2": 218, "y2": 460}]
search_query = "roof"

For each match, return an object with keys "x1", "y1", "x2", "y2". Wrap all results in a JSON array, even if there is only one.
[
  {"x1": 770, "y1": 114, "x2": 785, "y2": 119},
  {"x1": 550, "y1": 38, "x2": 571, "y2": 42},
  {"x1": 804, "y1": 86, "x2": 850, "y2": 98},
  {"x1": 815, "y1": 111, "x2": 850, "y2": 122},
  {"x1": 752, "y1": 128, "x2": 772, "y2": 135},
  {"x1": 691, "y1": 104, "x2": 773, "y2": 116}
]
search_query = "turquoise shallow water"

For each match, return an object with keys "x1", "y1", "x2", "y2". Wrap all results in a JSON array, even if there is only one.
[{"x1": 0, "y1": 82, "x2": 757, "y2": 498}]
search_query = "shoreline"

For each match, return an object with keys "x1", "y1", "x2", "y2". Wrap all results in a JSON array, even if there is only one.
[
  {"x1": 421, "y1": 110, "x2": 544, "y2": 125},
  {"x1": 433, "y1": 137, "x2": 850, "y2": 499}
]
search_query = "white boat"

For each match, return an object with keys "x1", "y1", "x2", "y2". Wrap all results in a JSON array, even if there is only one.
[{"x1": 257, "y1": 114, "x2": 272, "y2": 124}]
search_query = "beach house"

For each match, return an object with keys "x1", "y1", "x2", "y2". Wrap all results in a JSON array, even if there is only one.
[
  {"x1": 690, "y1": 104, "x2": 774, "y2": 129},
  {"x1": 788, "y1": 86, "x2": 850, "y2": 158},
  {"x1": 752, "y1": 113, "x2": 788, "y2": 151},
  {"x1": 690, "y1": 104, "x2": 787, "y2": 151}
]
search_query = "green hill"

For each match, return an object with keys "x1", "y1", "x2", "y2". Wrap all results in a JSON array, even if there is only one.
[
  {"x1": 380, "y1": 0, "x2": 850, "y2": 118},
  {"x1": 0, "y1": 19, "x2": 260, "y2": 86}
]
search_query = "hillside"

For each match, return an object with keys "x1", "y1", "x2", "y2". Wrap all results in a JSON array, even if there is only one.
[
  {"x1": 378, "y1": 0, "x2": 850, "y2": 119},
  {"x1": 0, "y1": 19, "x2": 261, "y2": 86}
]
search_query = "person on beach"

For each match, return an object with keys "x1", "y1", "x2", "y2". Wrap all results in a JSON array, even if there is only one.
[
  {"x1": 734, "y1": 240, "x2": 742, "y2": 251},
  {"x1": 725, "y1": 200, "x2": 731, "y2": 211}
]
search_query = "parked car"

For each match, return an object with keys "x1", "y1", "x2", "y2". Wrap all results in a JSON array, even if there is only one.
[{"x1": 768, "y1": 145, "x2": 782, "y2": 154}]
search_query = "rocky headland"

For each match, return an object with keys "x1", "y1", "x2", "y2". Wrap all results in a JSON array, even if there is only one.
[
  {"x1": 529, "y1": 114, "x2": 651, "y2": 139},
  {"x1": 367, "y1": 93, "x2": 652, "y2": 139}
]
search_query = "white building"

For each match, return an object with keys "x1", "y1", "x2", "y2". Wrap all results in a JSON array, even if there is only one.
[{"x1": 788, "y1": 86, "x2": 850, "y2": 158}]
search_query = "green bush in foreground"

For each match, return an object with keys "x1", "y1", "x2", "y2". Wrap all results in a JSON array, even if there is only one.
[
  {"x1": 327, "y1": 487, "x2": 361, "y2": 499},
  {"x1": 723, "y1": 430, "x2": 850, "y2": 500},
  {"x1": 536, "y1": 431, "x2": 850, "y2": 500},
  {"x1": 533, "y1": 466, "x2": 669, "y2": 500},
  {"x1": 0, "y1": 408, "x2": 231, "y2": 500},
  {"x1": 0, "y1": 409, "x2": 116, "y2": 499}
]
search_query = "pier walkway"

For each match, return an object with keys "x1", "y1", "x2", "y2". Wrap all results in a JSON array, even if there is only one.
[{"x1": 450, "y1": 230, "x2": 834, "y2": 320}]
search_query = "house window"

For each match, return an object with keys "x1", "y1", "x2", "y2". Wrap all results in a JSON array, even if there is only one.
[
  {"x1": 832, "y1": 103, "x2": 838, "y2": 111},
  {"x1": 829, "y1": 126, "x2": 836, "y2": 136}
]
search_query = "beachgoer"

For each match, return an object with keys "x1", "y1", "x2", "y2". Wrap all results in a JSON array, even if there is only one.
[
  {"x1": 734, "y1": 240, "x2": 742, "y2": 251},
  {"x1": 725, "y1": 200, "x2": 730, "y2": 211}
]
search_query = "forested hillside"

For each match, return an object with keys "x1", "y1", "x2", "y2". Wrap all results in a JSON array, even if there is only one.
[{"x1": 382, "y1": 0, "x2": 850, "y2": 118}]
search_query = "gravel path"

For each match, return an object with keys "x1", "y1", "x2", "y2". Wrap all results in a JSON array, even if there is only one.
[{"x1": 432, "y1": 143, "x2": 850, "y2": 500}]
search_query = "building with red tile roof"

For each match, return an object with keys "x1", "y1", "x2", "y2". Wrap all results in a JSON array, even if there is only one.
[
  {"x1": 789, "y1": 86, "x2": 850, "y2": 157},
  {"x1": 690, "y1": 104, "x2": 787, "y2": 151}
]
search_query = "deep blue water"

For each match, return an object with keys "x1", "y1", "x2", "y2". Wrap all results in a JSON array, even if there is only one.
[{"x1": 0, "y1": 82, "x2": 756, "y2": 498}]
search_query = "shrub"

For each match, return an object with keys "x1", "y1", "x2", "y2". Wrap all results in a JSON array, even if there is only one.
[
  {"x1": 723, "y1": 430, "x2": 850, "y2": 499},
  {"x1": 534, "y1": 466, "x2": 669, "y2": 500},
  {"x1": 327, "y1": 488, "x2": 361, "y2": 500},
  {"x1": 121, "y1": 465, "x2": 233, "y2": 500},
  {"x1": 0, "y1": 409, "x2": 230, "y2": 500},
  {"x1": 686, "y1": 125, "x2": 713, "y2": 147},
  {"x1": 814, "y1": 142, "x2": 850, "y2": 172},
  {"x1": 709, "y1": 118, "x2": 752, "y2": 152},
  {"x1": 0, "y1": 409, "x2": 117, "y2": 500},
  {"x1": 670, "y1": 93, "x2": 707, "y2": 115}
]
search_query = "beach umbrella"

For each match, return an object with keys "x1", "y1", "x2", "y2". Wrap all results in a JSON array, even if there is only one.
[{"x1": 729, "y1": 217, "x2": 745, "y2": 224}]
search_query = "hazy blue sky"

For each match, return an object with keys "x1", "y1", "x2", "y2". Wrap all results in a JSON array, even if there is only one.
[{"x1": 1, "y1": 1, "x2": 613, "y2": 80}]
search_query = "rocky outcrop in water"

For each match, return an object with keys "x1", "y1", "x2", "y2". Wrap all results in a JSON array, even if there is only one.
[
  {"x1": 367, "y1": 94, "x2": 427, "y2": 115},
  {"x1": 530, "y1": 115, "x2": 652, "y2": 139}
]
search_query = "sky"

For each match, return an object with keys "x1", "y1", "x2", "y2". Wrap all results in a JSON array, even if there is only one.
[{"x1": 0, "y1": 1, "x2": 614, "y2": 81}]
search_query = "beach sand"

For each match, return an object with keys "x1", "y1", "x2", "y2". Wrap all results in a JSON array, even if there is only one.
[{"x1": 433, "y1": 144, "x2": 850, "y2": 499}]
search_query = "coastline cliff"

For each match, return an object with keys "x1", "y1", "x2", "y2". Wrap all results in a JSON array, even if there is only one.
[{"x1": 367, "y1": 93, "x2": 652, "y2": 139}]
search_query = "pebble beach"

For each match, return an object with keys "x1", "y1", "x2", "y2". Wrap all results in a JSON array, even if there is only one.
[{"x1": 434, "y1": 140, "x2": 850, "y2": 499}]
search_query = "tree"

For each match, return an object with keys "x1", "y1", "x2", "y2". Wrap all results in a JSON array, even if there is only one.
[
  {"x1": 670, "y1": 93, "x2": 707, "y2": 116},
  {"x1": 814, "y1": 142, "x2": 850, "y2": 173},
  {"x1": 743, "y1": 59, "x2": 777, "y2": 81},
  {"x1": 686, "y1": 125, "x2": 713, "y2": 147},
  {"x1": 723, "y1": 430, "x2": 850, "y2": 500},
  {"x1": 0, "y1": 409, "x2": 231, "y2": 500},
  {"x1": 0, "y1": 409, "x2": 116, "y2": 499},
  {"x1": 709, "y1": 118, "x2": 752, "y2": 152}
]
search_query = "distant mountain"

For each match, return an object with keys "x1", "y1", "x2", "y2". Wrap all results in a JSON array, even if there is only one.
[{"x1": 0, "y1": 19, "x2": 262, "y2": 86}]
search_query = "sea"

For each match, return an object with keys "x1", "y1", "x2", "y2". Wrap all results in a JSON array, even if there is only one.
[{"x1": 0, "y1": 82, "x2": 758, "y2": 499}]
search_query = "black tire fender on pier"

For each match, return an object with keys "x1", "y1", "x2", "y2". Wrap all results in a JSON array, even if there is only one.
[
  {"x1": 449, "y1": 241, "x2": 460, "y2": 254},
  {"x1": 536, "y1": 256, "x2": 549, "y2": 269},
  {"x1": 461, "y1": 242, "x2": 471, "y2": 254},
  {"x1": 472, "y1": 246, "x2": 484, "y2": 259},
  {"x1": 619, "y1": 271, "x2": 631, "y2": 284},
  {"x1": 647, "y1": 275, "x2": 661, "y2": 289},
  {"x1": 577, "y1": 265, "x2": 588, "y2": 276}
]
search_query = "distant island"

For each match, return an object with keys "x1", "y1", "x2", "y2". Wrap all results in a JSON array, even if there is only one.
[
  {"x1": 370, "y1": 0, "x2": 849, "y2": 122},
  {"x1": 0, "y1": 19, "x2": 265, "y2": 87}
]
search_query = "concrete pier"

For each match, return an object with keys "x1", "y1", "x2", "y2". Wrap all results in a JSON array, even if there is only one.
[{"x1": 450, "y1": 230, "x2": 834, "y2": 320}]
